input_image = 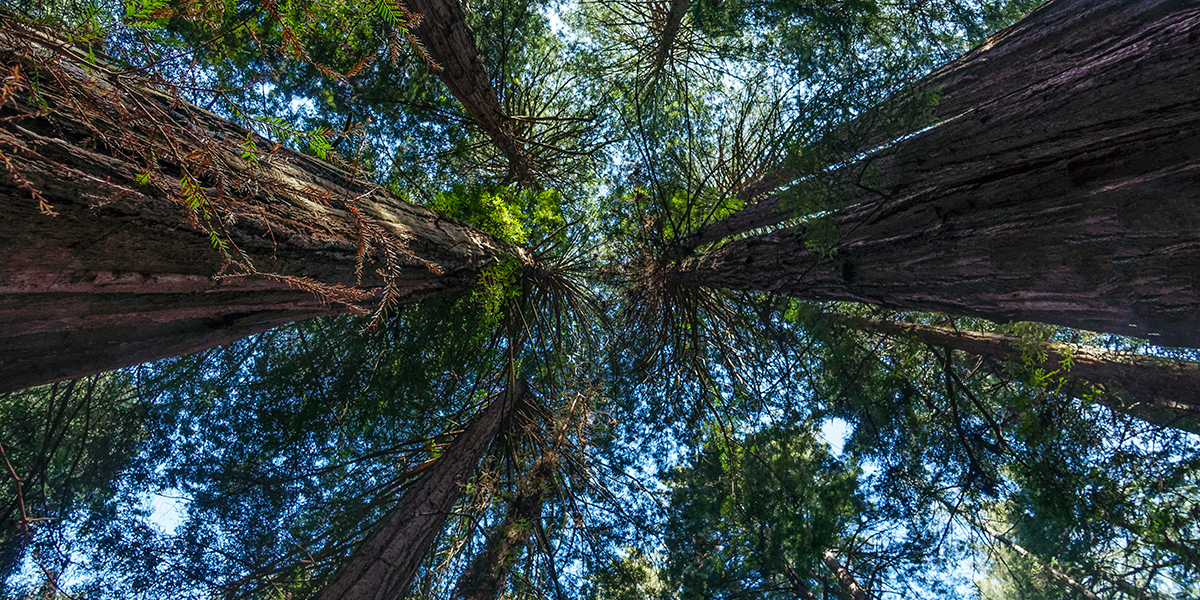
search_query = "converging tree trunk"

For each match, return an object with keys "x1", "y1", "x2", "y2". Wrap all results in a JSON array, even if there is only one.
[
  {"x1": 821, "y1": 549, "x2": 869, "y2": 600},
  {"x1": 451, "y1": 452, "x2": 557, "y2": 600},
  {"x1": 318, "y1": 381, "x2": 527, "y2": 600},
  {"x1": 406, "y1": 0, "x2": 534, "y2": 186},
  {"x1": 0, "y1": 22, "x2": 516, "y2": 393},
  {"x1": 651, "y1": 0, "x2": 690, "y2": 72},
  {"x1": 779, "y1": 559, "x2": 819, "y2": 600},
  {"x1": 825, "y1": 314, "x2": 1200, "y2": 433},
  {"x1": 672, "y1": 0, "x2": 1200, "y2": 345}
]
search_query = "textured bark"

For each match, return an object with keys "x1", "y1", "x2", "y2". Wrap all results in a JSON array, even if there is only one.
[
  {"x1": 821, "y1": 550, "x2": 868, "y2": 600},
  {"x1": 834, "y1": 315, "x2": 1200, "y2": 432},
  {"x1": 700, "y1": 0, "x2": 1197, "y2": 235},
  {"x1": 0, "y1": 26, "x2": 516, "y2": 393},
  {"x1": 666, "y1": 189, "x2": 793, "y2": 261},
  {"x1": 318, "y1": 381, "x2": 526, "y2": 600},
  {"x1": 673, "y1": 0, "x2": 1200, "y2": 346},
  {"x1": 407, "y1": 0, "x2": 532, "y2": 186},
  {"x1": 451, "y1": 453, "x2": 556, "y2": 600}
]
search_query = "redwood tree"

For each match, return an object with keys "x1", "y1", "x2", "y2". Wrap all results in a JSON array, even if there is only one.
[
  {"x1": 0, "y1": 21, "x2": 516, "y2": 393},
  {"x1": 317, "y1": 381, "x2": 527, "y2": 600},
  {"x1": 672, "y1": 0, "x2": 1200, "y2": 346},
  {"x1": 822, "y1": 313, "x2": 1200, "y2": 433},
  {"x1": 451, "y1": 452, "x2": 557, "y2": 600},
  {"x1": 405, "y1": 0, "x2": 535, "y2": 187}
]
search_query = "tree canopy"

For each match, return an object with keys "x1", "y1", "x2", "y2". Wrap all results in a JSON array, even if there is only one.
[{"x1": 2, "y1": 0, "x2": 1199, "y2": 598}]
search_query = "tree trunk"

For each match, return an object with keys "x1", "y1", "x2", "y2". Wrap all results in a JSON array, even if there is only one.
[
  {"x1": 451, "y1": 452, "x2": 557, "y2": 600},
  {"x1": 0, "y1": 22, "x2": 516, "y2": 393},
  {"x1": 827, "y1": 314, "x2": 1200, "y2": 433},
  {"x1": 698, "y1": 0, "x2": 1200, "y2": 236},
  {"x1": 671, "y1": 0, "x2": 1200, "y2": 346},
  {"x1": 318, "y1": 381, "x2": 527, "y2": 600},
  {"x1": 651, "y1": 0, "x2": 690, "y2": 72},
  {"x1": 821, "y1": 549, "x2": 868, "y2": 600},
  {"x1": 406, "y1": 0, "x2": 533, "y2": 186},
  {"x1": 780, "y1": 558, "x2": 819, "y2": 600}
]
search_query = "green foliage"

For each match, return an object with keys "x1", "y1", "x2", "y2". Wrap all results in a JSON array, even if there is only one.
[
  {"x1": 430, "y1": 185, "x2": 566, "y2": 246},
  {"x1": 0, "y1": 374, "x2": 152, "y2": 597},
  {"x1": 13, "y1": 0, "x2": 1192, "y2": 598},
  {"x1": 374, "y1": 0, "x2": 411, "y2": 30},
  {"x1": 56, "y1": 297, "x2": 505, "y2": 598},
  {"x1": 122, "y1": 0, "x2": 169, "y2": 27},
  {"x1": 475, "y1": 258, "x2": 523, "y2": 322},
  {"x1": 585, "y1": 549, "x2": 673, "y2": 600},
  {"x1": 663, "y1": 425, "x2": 861, "y2": 598}
]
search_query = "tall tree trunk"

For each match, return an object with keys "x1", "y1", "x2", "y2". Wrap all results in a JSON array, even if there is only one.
[
  {"x1": 318, "y1": 381, "x2": 527, "y2": 600},
  {"x1": 451, "y1": 452, "x2": 557, "y2": 600},
  {"x1": 821, "y1": 549, "x2": 868, "y2": 600},
  {"x1": 671, "y1": 0, "x2": 1200, "y2": 346},
  {"x1": 825, "y1": 314, "x2": 1200, "y2": 433},
  {"x1": 406, "y1": 0, "x2": 533, "y2": 186},
  {"x1": 697, "y1": 0, "x2": 1199, "y2": 240},
  {"x1": 651, "y1": 0, "x2": 690, "y2": 73},
  {"x1": 0, "y1": 22, "x2": 515, "y2": 393}
]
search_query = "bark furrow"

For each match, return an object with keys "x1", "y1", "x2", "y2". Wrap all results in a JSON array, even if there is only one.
[
  {"x1": 0, "y1": 25, "x2": 515, "y2": 392},
  {"x1": 406, "y1": 0, "x2": 533, "y2": 186},
  {"x1": 673, "y1": 0, "x2": 1200, "y2": 345}
]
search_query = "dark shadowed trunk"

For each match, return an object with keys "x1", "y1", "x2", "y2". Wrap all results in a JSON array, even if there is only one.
[
  {"x1": 451, "y1": 452, "x2": 557, "y2": 600},
  {"x1": 0, "y1": 23, "x2": 516, "y2": 393},
  {"x1": 733, "y1": 163, "x2": 795, "y2": 205},
  {"x1": 821, "y1": 550, "x2": 868, "y2": 600},
  {"x1": 318, "y1": 381, "x2": 527, "y2": 600},
  {"x1": 780, "y1": 558, "x2": 819, "y2": 600},
  {"x1": 826, "y1": 314, "x2": 1200, "y2": 433},
  {"x1": 651, "y1": 0, "x2": 690, "y2": 72},
  {"x1": 672, "y1": 0, "x2": 1200, "y2": 345},
  {"x1": 406, "y1": 0, "x2": 533, "y2": 186}
]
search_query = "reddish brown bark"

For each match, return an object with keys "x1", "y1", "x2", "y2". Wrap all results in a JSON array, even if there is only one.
[
  {"x1": 0, "y1": 24, "x2": 515, "y2": 393},
  {"x1": 406, "y1": 0, "x2": 533, "y2": 186},
  {"x1": 834, "y1": 315, "x2": 1200, "y2": 432},
  {"x1": 318, "y1": 381, "x2": 527, "y2": 600},
  {"x1": 672, "y1": 0, "x2": 1200, "y2": 346}
]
